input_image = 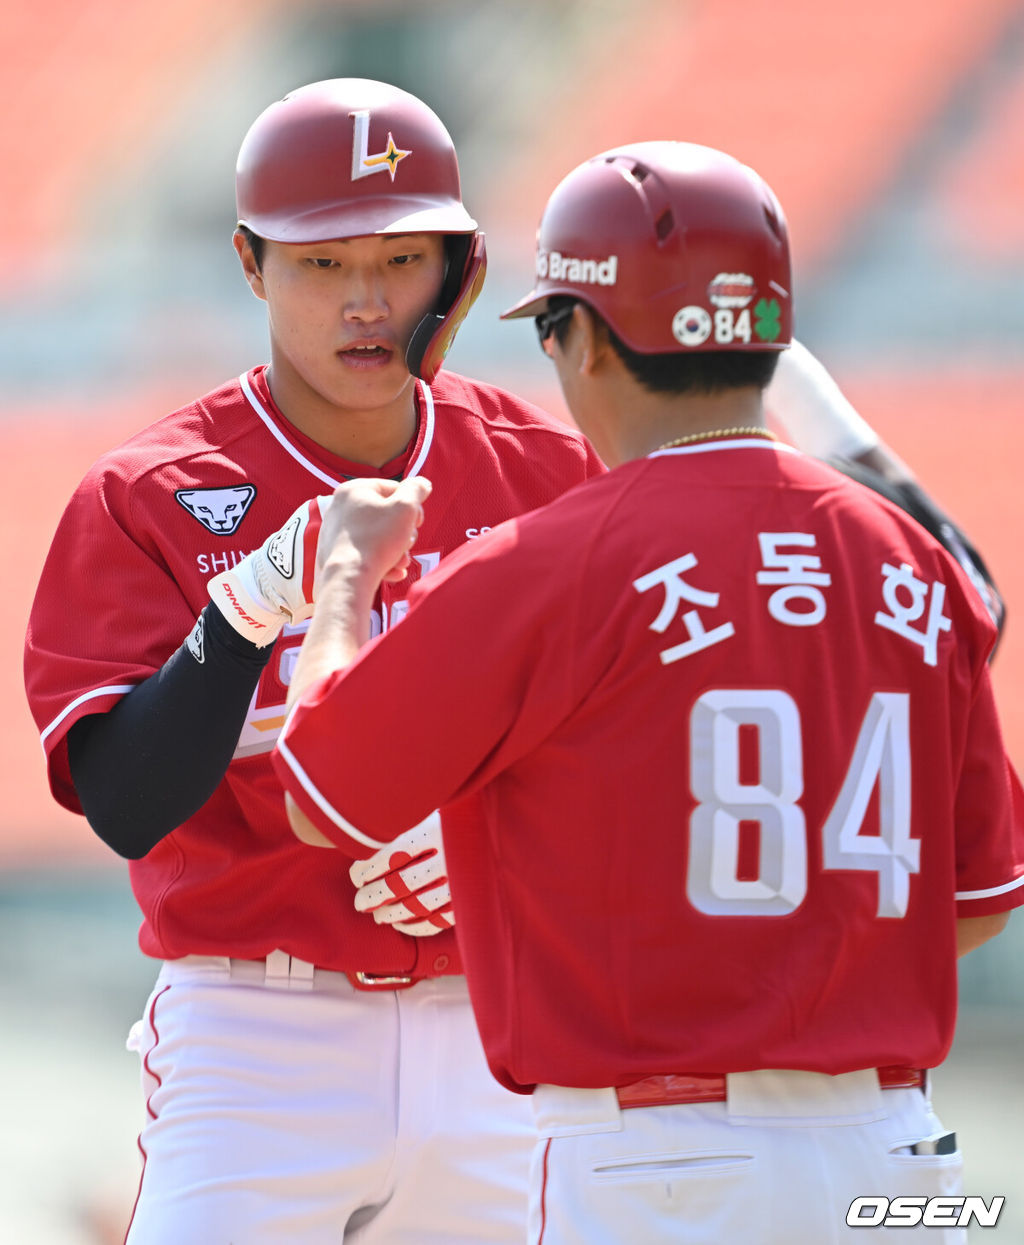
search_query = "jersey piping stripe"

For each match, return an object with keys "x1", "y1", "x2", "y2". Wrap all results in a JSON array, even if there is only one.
[
  {"x1": 39, "y1": 683, "x2": 138, "y2": 749},
  {"x1": 275, "y1": 726, "x2": 388, "y2": 851},
  {"x1": 955, "y1": 872, "x2": 1024, "y2": 901},
  {"x1": 405, "y1": 381, "x2": 435, "y2": 478},
  {"x1": 240, "y1": 371, "x2": 341, "y2": 487},
  {"x1": 239, "y1": 372, "x2": 436, "y2": 485},
  {"x1": 648, "y1": 439, "x2": 803, "y2": 460}
]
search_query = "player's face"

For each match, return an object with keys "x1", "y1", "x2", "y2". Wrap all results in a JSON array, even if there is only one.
[{"x1": 245, "y1": 232, "x2": 446, "y2": 420}]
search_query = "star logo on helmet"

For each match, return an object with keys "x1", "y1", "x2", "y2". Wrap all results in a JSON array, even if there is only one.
[
  {"x1": 366, "y1": 134, "x2": 411, "y2": 180},
  {"x1": 350, "y1": 111, "x2": 412, "y2": 182}
]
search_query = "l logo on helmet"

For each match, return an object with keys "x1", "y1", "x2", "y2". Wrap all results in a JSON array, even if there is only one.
[{"x1": 350, "y1": 111, "x2": 411, "y2": 182}]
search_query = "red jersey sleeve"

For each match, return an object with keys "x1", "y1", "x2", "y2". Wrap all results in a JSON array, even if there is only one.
[
  {"x1": 952, "y1": 664, "x2": 1024, "y2": 916},
  {"x1": 273, "y1": 509, "x2": 582, "y2": 852},
  {"x1": 25, "y1": 461, "x2": 197, "y2": 813}
]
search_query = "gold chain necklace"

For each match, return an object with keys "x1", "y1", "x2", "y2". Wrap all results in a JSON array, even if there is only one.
[{"x1": 656, "y1": 426, "x2": 778, "y2": 452}]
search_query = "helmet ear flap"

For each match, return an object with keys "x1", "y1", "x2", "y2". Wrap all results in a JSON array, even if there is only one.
[{"x1": 406, "y1": 232, "x2": 487, "y2": 383}]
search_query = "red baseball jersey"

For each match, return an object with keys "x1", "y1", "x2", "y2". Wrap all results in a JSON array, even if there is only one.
[
  {"x1": 25, "y1": 365, "x2": 602, "y2": 974},
  {"x1": 274, "y1": 438, "x2": 1024, "y2": 1093}
]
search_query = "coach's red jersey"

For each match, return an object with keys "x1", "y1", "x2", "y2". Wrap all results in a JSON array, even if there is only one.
[
  {"x1": 275, "y1": 438, "x2": 1024, "y2": 1092},
  {"x1": 25, "y1": 366, "x2": 601, "y2": 973}
]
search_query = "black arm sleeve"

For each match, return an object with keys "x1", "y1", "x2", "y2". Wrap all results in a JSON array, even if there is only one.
[
  {"x1": 67, "y1": 605, "x2": 277, "y2": 859},
  {"x1": 829, "y1": 456, "x2": 1006, "y2": 652}
]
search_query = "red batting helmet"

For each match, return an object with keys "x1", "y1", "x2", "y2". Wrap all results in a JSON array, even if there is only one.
[
  {"x1": 502, "y1": 141, "x2": 791, "y2": 354},
  {"x1": 236, "y1": 78, "x2": 485, "y2": 382}
]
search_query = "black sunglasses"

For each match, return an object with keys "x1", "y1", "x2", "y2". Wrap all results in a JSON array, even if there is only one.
[{"x1": 534, "y1": 302, "x2": 576, "y2": 349}]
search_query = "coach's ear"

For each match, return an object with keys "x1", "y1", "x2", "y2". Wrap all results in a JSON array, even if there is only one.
[
  {"x1": 234, "y1": 229, "x2": 267, "y2": 302},
  {"x1": 575, "y1": 304, "x2": 615, "y2": 378}
]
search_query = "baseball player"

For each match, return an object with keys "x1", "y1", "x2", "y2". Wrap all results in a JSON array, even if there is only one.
[
  {"x1": 273, "y1": 142, "x2": 1024, "y2": 1244},
  {"x1": 24, "y1": 79, "x2": 605, "y2": 1244}
]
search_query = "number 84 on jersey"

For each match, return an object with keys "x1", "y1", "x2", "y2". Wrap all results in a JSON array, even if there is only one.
[{"x1": 688, "y1": 689, "x2": 917, "y2": 919}]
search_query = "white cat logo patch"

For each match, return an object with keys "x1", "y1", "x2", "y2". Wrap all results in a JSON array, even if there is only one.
[{"x1": 176, "y1": 485, "x2": 256, "y2": 535}]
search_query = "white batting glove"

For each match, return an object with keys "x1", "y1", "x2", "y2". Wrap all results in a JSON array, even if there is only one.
[
  {"x1": 207, "y1": 494, "x2": 333, "y2": 647},
  {"x1": 349, "y1": 814, "x2": 455, "y2": 937}
]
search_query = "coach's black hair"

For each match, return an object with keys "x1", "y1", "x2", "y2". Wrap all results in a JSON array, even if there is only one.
[{"x1": 547, "y1": 295, "x2": 780, "y2": 396}]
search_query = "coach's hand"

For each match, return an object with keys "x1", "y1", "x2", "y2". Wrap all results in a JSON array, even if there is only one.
[
  {"x1": 207, "y1": 494, "x2": 333, "y2": 647},
  {"x1": 350, "y1": 814, "x2": 455, "y2": 937},
  {"x1": 318, "y1": 475, "x2": 432, "y2": 588}
]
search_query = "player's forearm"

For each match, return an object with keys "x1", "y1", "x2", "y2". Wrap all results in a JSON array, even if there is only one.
[
  {"x1": 285, "y1": 556, "x2": 379, "y2": 708},
  {"x1": 67, "y1": 604, "x2": 275, "y2": 859},
  {"x1": 285, "y1": 477, "x2": 429, "y2": 707},
  {"x1": 279, "y1": 562, "x2": 377, "y2": 851}
]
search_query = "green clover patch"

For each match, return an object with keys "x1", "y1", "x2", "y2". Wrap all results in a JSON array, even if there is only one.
[{"x1": 753, "y1": 298, "x2": 782, "y2": 342}]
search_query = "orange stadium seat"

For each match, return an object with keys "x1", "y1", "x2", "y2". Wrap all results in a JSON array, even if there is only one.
[
  {"x1": 937, "y1": 62, "x2": 1024, "y2": 256},
  {"x1": 482, "y1": 0, "x2": 1022, "y2": 279},
  {"x1": 0, "y1": 0, "x2": 278, "y2": 290}
]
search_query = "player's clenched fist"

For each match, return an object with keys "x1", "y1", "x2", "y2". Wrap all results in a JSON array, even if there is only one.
[
  {"x1": 319, "y1": 476, "x2": 432, "y2": 587},
  {"x1": 350, "y1": 814, "x2": 455, "y2": 937},
  {"x1": 207, "y1": 494, "x2": 332, "y2": 647}
]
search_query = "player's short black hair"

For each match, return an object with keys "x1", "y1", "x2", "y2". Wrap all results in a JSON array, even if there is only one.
[
  {"x1": 546, "y1": 295, "x2": 780, "y2": 396},
  {"x1": 237, "y1": 224, "x2": 265, "y2": 269}
]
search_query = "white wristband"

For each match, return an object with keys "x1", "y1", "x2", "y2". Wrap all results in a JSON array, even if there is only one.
[{"x1": 207, "y1": 563, "x2": 286, "y2": 648}]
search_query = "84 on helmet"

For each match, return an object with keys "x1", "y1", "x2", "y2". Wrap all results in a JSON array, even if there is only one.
[
  {"x1": 502, "y1": 141, "x2": 792, "y2": 355},
  {"x1": 236, "y1": 78, "x2": 486, "y2": 383}
]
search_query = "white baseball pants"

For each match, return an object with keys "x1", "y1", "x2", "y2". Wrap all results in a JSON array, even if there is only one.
[
  {"x1": 530, "y1": 1070, "x2": 965, "y2": 1244},
  {"x1": 123, "y1": 955, "x2": 533, "y2": 1244}
]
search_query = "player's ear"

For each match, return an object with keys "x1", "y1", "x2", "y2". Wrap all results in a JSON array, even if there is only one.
[{"x1": 234, "y1": 229, "x2": 267, "y2": 301}]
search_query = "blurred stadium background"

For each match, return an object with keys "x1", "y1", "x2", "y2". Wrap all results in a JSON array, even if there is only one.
[{"x1": 2, "y1": 0, "x2": 1022, "y2": 1240}]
